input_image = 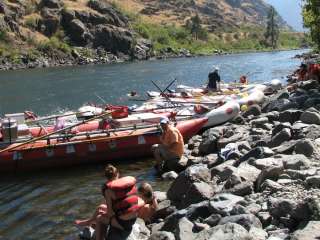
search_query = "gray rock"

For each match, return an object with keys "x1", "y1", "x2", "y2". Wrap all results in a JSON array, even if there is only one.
[
  {"x1": 199, "y1": 129, "x2": 219, "y2": 155},
  {"x1": 196, "y1": 223, "x2": 251, "y2": 240},
  {"x1": 203, "y1": 214, "x2": 222, "y2": 227},
  {"x1": 209, "y1": 193, "x2": 245, "y2": 217},
  {"x1": 283, "y1": 154, "x2": 310, "y2": 170},
  {"x1": 154, "y1": 191, "x2": 167, "y2": 202},
  {"x1": 129, "y1": 219, "x2": 150, "y2": 240},
  {"x1": 251, "y1": 117, "x2": 269, "y2": 128},
  {"x1": 299, "y1": 79, "x2": 320, "y2": 91},
  {"x1": 294, "y1": 139, "x2": 314, "y2": 157},
  {"x1": 249, "y1": 227, "x2": 267, "y2": 240},
  {"x1": 167, "y1": 164, "x2": 211, "y2": 205},
  {"x1": 300, "y1": 111, "x2": 320, "y2": 125},
  {"x1": 260, "y1": 179, "x2": 282, "y2": 193},
  {"x1": 175, "y1": 217, "x2": 194, "y2": 240},
  {"x1": 218, "y1": 214, "x2": 262, "y2": 231},
  {"x1": 256, "y1": 165, "x2": 284, "y2": 191},
  {"x1": 251, "y1": 156, "x2": 284, "y2": 170},
  {"x1": 272, "y1": 122, "x2": 292, "y2": 136},
  {"x1": 211, "y1": 165, "x2": 237, "y2": 182},
  {"x1": 223, "y1": 181, "x2": 253, "y2": 197},
  {"x1": 149, "y1": 231, "x2": 175, "y2": 240},
  {"x1": 291, "y1": 221, "x2": 320, "y2": 240},
  {"x1": 268, "y1": 128, "x2": 291, "y2": 148},
  {"x1": 238, "y1": 147, "x2": 274, "y2": 164},
  {"x1": 279, "y1": 110, "x2": 303, "y2": 124}
]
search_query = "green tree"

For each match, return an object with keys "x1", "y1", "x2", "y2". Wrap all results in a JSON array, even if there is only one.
[
  {"x1": 186, "y1": 14, "x2": 203, "y2": 40},
  {"x1": 303, "y1": 0, "x2": 320, "y2": 50},
  {"x1": 264, "y1": 6, "x2": 279, "y2": 49}
]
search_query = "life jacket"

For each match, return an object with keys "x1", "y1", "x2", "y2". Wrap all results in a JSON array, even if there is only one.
[{"x1": 106, "y1": 176, "x2": 139, "y2": 216}]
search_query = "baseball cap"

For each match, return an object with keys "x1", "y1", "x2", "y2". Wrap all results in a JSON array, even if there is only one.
[{"x1": 160, "y1": 116, "x2": 169, "y2": 124}]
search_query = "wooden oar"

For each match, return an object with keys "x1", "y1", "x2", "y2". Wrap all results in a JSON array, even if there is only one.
[{"x1": 0, "y1": 111, "x2": 114, "y2": 153}]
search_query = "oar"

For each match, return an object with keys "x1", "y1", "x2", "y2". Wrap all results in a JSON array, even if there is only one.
[
  {"x1": 94, "y1": 93, "x2": 107, "y2": 104},
  {"x1": 151, "y1": 80, "x2": 178, "y2": 107},
  {"x1": 163, "y1": 78, "x2": 176, "y2": 93},
  {"x1": 0, "y1": 111, "x2": 114, "y2": 153},
  {"x1": 25, "y1": 110, "x2": 91, "y2": 124}
]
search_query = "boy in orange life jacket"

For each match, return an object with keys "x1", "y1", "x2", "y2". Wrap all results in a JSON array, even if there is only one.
[
  {"x1": 74, "y1": 164, "x2": 119, "y2": 227},
  {"x1": 152, "y1": 116, "x2": 184, "y2": 172},
  {"x1": 96, "y1": 170, "x2": 140, "y2": 240},
  {"x1": 137, "y1": 182, "x2": 158, "y2": 223}
]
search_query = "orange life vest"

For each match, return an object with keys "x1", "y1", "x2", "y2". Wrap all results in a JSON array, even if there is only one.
[{"x1": 106, "y1": 176, "x2": 139, "y2": 216}]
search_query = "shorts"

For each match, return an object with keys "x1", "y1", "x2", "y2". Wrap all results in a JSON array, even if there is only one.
[{"x1": 152, "y1": 144, "x2": 179, "y2": 162}]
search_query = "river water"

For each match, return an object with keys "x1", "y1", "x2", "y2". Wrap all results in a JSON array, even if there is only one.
[{"x1": 0, "y1": 49, "x2": 306, "y2": 239}]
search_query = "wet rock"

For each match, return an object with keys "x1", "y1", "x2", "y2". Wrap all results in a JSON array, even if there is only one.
[
  {"x1": 209, "y1": 193, "x2": 245, "y2": 217},
  {"x1": 242, "y1": 104, "x2": 261, "y2": 117},
  {"x1": 294, "y1": 139, "x2": 314, "y2": 157},
  {"x1": 283, "y1": 154, "x2": 310, "y2": 170},
  {"x1": 149, "y1": 231, "x2": 175, "y2": 240},
  {"x1": 300, "y1": 110, "x2": 320, "y2": 125},
  {"x1": 291, "y1": 221, "x2": 320, "y2": 240},
  {"x1": 268, "y1": 128, "x2": 291, "y2": 148},
  {"x1": 196, "y1": 223, "x2": 251, "y2": 240}
]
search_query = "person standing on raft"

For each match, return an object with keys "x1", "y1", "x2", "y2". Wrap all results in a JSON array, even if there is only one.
[
  {"x1": 152, "y1": 117, "x2": 184, "y2": 172},
  {"x1": 207, "y1": 66, "x2": 221, "y2": 91}
]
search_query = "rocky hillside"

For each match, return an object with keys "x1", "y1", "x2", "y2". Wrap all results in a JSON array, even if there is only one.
[
  {"x1": 0, "y1": 0, "x2": 294, "y2": 70},
  {"x1": 111, "y1": 0, "x2": 290, "y2": 31}
]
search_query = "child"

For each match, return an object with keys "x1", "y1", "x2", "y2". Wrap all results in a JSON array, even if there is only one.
[
  {"x1": 75, "y1": 164, "x2": 119, "y2": 227},
  {"x1": 137, "y1": 182, "x2": 158, "y2": 223}
]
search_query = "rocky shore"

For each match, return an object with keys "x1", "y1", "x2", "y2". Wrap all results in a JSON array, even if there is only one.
[{"x1": 113, "y1": 78, "x2": 320, "y2": 240}]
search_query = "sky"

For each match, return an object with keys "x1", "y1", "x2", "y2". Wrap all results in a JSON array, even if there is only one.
[{"x1": 264, "y1": 0, "x2": 304, "y2": 31}]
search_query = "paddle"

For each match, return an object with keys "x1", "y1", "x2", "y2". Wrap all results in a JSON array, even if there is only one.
[
  {"x1": 163, "y1": 78, "x2": 176, "y2": 93},
  {"x1": 0, "y1": 110, "x2": 114, "y2": 153},
  {"x1": 151, "y1": 80, "x2": 178, "y2": 107}
]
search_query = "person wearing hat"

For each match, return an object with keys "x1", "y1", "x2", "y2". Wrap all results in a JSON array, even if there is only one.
[
  {"x1": 207, "y1": 66, "x2": 221, "y2": 91},
  {"x1": 152, "y1": 116, "x2": 184, "y2": 172}
]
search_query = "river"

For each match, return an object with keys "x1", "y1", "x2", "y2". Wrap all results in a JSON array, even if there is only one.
[{"x1": 0, "y1": 49, "x2": 306, "y2": 240}]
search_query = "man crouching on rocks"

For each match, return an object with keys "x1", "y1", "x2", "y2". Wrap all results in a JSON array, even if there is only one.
[{"x1": 152, "y1": 117, "x2": 184, "y2": 172}]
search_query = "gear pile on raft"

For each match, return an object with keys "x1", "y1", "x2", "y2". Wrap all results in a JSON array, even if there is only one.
[{"x1": 0, "y1": 66, "x2": 284, "y2": 173}]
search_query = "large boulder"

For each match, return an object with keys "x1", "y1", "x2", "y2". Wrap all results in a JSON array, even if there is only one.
[
  {"x1": 88, "y1": 0, "x2": 128, "y2": 27},
  {"x1": 167, "y1": 164, "x2": 215, "y2": 208},
  {"x1": 92, "y1": 24, "x2": 133, "y2": 54},
  {"x1": 67, "y1": 19, "x2": 92, "y2": 45}
]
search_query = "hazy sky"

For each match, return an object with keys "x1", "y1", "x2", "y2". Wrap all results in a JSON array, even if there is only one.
[{"x1": 264, "y1": 0, "x2": 304, "y2": 31}]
